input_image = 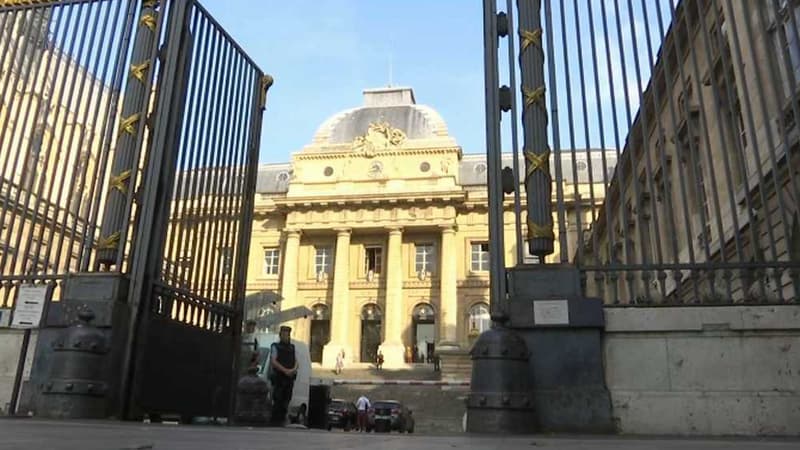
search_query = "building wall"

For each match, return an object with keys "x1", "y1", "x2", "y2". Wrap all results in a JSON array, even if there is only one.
[{"x1": 604, "y1": 305, "x2": 800, "y2": 435}]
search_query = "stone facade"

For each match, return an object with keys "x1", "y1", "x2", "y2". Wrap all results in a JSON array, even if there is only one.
[{"x1": 246, "y1": 87, "x2": 616, "y2": 367}]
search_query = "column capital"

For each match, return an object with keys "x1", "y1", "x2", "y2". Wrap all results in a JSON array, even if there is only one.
[
  {"x1": 439, "y1": 223, "x2": 457, "y2": 233},
  {"x1": 334, "y1": 227, "x2": 352, "y2": 237},
  {"x1": 285, "y1": 228, "x2": 301, "y2": 238},
  {"x1": 386, "y1": 226, "x2": 403, "y2": 236}
]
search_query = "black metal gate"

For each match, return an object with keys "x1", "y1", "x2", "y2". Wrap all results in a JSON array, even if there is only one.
[
  {"x1": 120, "y1": 0, "x2": 267, "y2": 419},
  {"x1": 0, "y1": 0, "x2": 268, "y2": 420}
]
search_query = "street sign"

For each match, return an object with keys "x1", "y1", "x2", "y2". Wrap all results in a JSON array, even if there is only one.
[{"x1": 11, "y1": 285, "x2": 49, "y2": 329}]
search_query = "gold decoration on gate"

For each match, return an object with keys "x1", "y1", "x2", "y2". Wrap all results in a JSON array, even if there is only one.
[
  {"x1": 96, "y1": 232, "x2": 121, "y2": 250},
  {"x1": 524, "y1": 148, "x2": 550, "y2": 179},
  {"x1": 527, "y1": 218, "x2": 554, "y2": 240},
  {"x1": 352, "y1": 121, "x2": 406, "y2": 158},
  {"x1": 523, "y1": 86, "x2": 545, "y2": 109},
  {"x1": 142, "y1": 0, "x2": 159, "y2": 8},
  {"x1": 130, "y1": 61, "x2": 150, "y2": 83},
  {"x1": 109, "y1": 170, "x2": 132, "y2": 194},
  {"x1": 520, "y1": 28, "x2": 542, "y2": 52},
  {"x1": 119, "y1": 114, "x2": 140, "y2": 136},
  {"x1": 140, "y1": 12, "x2": 157, "y2": 31}
]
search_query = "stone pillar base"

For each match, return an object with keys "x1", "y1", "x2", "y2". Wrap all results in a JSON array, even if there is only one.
[
  {"x1": 322, "y1": 343, "x2": 352, "y2": 370},
  {"x1": 377, "y1": 343, "x2": 405, "y2": 369},
  {"x1": 437, "y1": 347, "x2": 471, "y2": 380}
]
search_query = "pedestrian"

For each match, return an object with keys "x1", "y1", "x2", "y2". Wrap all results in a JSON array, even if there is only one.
[
  {"x1": 269, "y1": 325, "x2": 297, "y2": 426},
  {"x1": 376, "y1": 350, "x2": 384, "y2": 371},
  {"x1": 335, "y1": 348, "x2": 344, "y2": 375},
  {"x1": 355, "y1": 394, "x2": 371, "y2": 432}
]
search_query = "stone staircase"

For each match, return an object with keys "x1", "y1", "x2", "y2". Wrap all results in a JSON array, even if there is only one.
[{"x1": 312, "y1": 365, "x2": 468, "y2": 435}]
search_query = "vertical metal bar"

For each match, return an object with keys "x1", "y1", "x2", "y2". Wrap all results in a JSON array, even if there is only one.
[
  {"x1": 542, "y1": 0, "x2": 564, "y2": 262},
  {"x1": 121, "y1": 0, "x2": 191, "y2": 419},
  {"x1": 10, "y1": 5, "x2": 65, "y2": 277},
  {"x1": 756, "y1": 0, "x2": 800, "y2": 301},
  {"x1": 638, "y1": 0, "x2": 688, "y2": 301},
  {"x1": 228, "y1": 66, "x2": 267, "y2": 426},
  {"x1": 585, "y1": 0, "x2": 616, "y2": 303},
  {"x1": 721, "y1": 0, "x2": 786, "y2": 298},
  {"x1": 598, "y1": 0, "x2": 637, "y2": 301},
  {"x1": 483, "y1": 0, "x2": 507, "y2": 323},
  {"x1": 558, "y1": 0, "x2": 584, "y2": 269},
  {"x1": 48, "y1": 0, "x2": 108, "y2": 274},
  {"x1": 8, "y1": 328, "x2": 31, "y2": 415},
  {"x1": 505, "y1": 0, "x2": 524, "y2": 266},
  {"x1": 97, "y1": 0, "x2": 163, "y2": 266},
  {"x1": 20, "y1": 0, "x2": 117, "y2": 278},
  {"x1": 197, "y1": 24, "x2": 226, "y2": 301},
  {"x1": 166, "y1": 7, "x2": 204, "y2": 290},
  {"x1": 214, "y1": 51, "x2": 243, "y2": 305},
  {"x1": 0, "y1": 7, "x2": 49, "y2": 276},
  {"x1": 572, "y1": 0, "x2": 598, "y2": 276}
]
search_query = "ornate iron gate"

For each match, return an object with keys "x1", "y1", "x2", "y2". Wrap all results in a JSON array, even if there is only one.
[{"x1": 0, "y1": 0, "x2": 268, "y2": 420}]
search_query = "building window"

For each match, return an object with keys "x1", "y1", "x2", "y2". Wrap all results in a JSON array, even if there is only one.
[
  {"x1": 776, "y1": 0, "x2": 800, "y2": 90},
  {"x1": 263, "y1": 247, "x2": 280, "y2": 275},
  {"x1": 468, "y1": 302, "x2": 490, "y2": 336},
  {"x1": 470, "y1": 242, "x2": 490, "y2": 272},
  {"x1": 364, "y1": 246, "x2": 382, "y2": 276},
  {"x1": 219, "y1": 246, "x2": 233, "y2": 276},
  {"x1": 415, "y1": 243, "x2": 435, "y2": 275},
  {"x1": 315, "y1": 246, "x2": 331, "y2": 276}
]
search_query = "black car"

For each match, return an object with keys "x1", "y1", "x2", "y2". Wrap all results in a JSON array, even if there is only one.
[
  {"x1": 371, "y1": 400, "x2": 414, "y2": 433},
  {"x1": 327, "y1": 399, "x2": 357, "y2": 431}
]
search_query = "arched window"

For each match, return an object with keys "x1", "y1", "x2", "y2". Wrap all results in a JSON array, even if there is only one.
[
  {"x1": 468, "y1": 302, "x2": 490, "y2": 336},
  {"x1": 361, "y1": 303, "x2": 382, "y2": 321},
  {"x1": 412, "y1": 303, "x2": 435, "y2": 322},
  {"x1": 311, "y1": 303, "x2": 330, "y2": 320}
]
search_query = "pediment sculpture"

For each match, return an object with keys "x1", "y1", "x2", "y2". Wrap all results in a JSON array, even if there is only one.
[{"x1": 352, "y1": 121, "x2": 406, "y2": 157}]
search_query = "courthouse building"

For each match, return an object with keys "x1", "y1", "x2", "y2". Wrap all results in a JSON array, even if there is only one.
[{"x1": 246, "y1": 86, "x2": 615, "y2": 368}]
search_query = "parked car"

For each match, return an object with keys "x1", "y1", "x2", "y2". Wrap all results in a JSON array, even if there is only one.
[
  {"x1": 371, "y1": 400, "x2": 414, "y2": 433},
  {"x1": 327, "y1": 399, "x2": 357, "y2": 431}
]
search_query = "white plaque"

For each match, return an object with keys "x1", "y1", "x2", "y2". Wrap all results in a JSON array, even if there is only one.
[
  {"x1": 11, "y1": 285, "x2": 49, "y2": 329},
  {"x1": 533, "y1": 300, "x2": 569, "y2": 325}
]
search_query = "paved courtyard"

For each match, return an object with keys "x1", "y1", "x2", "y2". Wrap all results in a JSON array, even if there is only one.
[{"x1": 0, "y1": 419, "x2": 797, "y2": 450}]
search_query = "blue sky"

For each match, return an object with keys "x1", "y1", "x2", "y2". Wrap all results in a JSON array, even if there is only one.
[
  {"x1": 203, "y1": 0, "x2": 486, "y2": 164},
  {"x1": 202, "y1": 0, "x2": 672, "y2": 165}
]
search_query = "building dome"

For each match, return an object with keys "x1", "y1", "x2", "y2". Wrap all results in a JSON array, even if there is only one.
[{"x1": 306, "y1": 87, "x2": 455, "y2": 150}]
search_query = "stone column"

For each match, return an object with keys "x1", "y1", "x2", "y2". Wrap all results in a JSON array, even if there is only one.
[
  {"x1": 323, "y1": 228, "x2": 352, "y2": 368},
  {"x1": 437, "y1": 224, "x2": 459, "y2": 349},
  {"x1": 279, "y1": 229, "x2": 301, "y2": 333},
  {"x1": 379, "y1": 227, "x2": 405, "y2": 367}
]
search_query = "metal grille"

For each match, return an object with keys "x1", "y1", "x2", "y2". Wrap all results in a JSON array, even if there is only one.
[
  {"x1": 147, "y1": 0, "x2": 263, "y2": 330},
  {"x1": 0, "y1": 0, "x2": 138, "y2": 306},
  {"x1": 497, "y1": 0, "x2": 800, "y2": 305}
]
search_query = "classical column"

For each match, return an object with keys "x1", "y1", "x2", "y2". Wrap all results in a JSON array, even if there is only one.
[
  {"x1": 323, "y1": 228, "x2": 352, "y2": 368},
  {"x1": 280, "y1": 229, "x2": 301, "y2": 333},
  {"x1": 437, "y1": 224, "x2": 459, "y2": 349},
  {"x1": 380, "y1": 227, "x2": 405, "y2": 368}
]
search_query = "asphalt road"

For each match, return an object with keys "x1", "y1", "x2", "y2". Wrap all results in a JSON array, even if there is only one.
[{"x1": 0, "y1": 419, "x2": 798, "y2": 450}]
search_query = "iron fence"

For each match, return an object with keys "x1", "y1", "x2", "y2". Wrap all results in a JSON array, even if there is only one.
[
  {"x1": 0, "y1": 0, "x2": 139, "y2": 307},
  {"x1": 498, "y1": 0, "x2": 799, "y2": 305}
]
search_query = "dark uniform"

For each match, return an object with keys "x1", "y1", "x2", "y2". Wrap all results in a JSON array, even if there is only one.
[{"x1": 270, "y1": 339, "x2": 296, "y2": 425}]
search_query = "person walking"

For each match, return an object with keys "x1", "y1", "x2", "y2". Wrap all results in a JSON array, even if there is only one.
[
  {"x1": 335, "y1": 348, "x2": 344, "y2": 375},
  {"x1": 376, "y1": 350, "x2": 384, "y2": 371},
  {"x1": 355, "y1": 394, "x2": 371, "y2": 432},
  {"x1": 269, "y1": 326, "x2": 297, "y2": 426}
]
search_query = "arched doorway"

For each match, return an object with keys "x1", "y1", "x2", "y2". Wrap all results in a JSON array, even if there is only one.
[
  {"x1": 309, "y1": 304, "x2": 330, "y2": 363},
  {"x1": 360, "y1": 303, "x2": 382, "y2": 363},
  {"x1": 412, "y1": 303, "x2": 436, "y2": 363}
]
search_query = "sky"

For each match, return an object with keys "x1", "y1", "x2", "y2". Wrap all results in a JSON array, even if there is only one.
[
  {"x1": 197, "y1": 0, "x2": 673, "y2": 165},
  {"x1": 202, "y1": 0, "x2": 486, "y2": 164}
]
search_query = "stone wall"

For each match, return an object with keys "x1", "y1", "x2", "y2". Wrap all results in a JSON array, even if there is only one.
[
  {"x1": 0, "y1": 328, "x2": 38, "y2": 414},
  {"x1": 604, "y1": 305, "x2": 800, "y2": 436}
]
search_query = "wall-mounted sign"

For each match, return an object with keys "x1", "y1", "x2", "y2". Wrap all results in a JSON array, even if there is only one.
[
  {"x1": 11, "y1": 285, "x2": 49, "y2": 329},
  {"x1": 533, "y1": 300, "x2": 569, "y2": 325}
]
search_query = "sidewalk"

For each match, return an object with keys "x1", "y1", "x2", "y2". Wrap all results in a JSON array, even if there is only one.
[{"x1": 0, "y1": 419, "x2": 797, "y2": 450}]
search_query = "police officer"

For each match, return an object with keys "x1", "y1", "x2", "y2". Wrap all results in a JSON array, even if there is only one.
[{"x1": 269, "y1": 325, "x2": 297, "y2": 426}]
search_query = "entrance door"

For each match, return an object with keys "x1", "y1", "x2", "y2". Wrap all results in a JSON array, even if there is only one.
[
  {"x1": 309, "y1": 320, "x2": 330, "y2": 363},
  {"x1": 412, "y1": 303, "x2": 436, "y2": 363},
  {"x1": 361, "y1": 320, "x2": 381, "y2": 362}
]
